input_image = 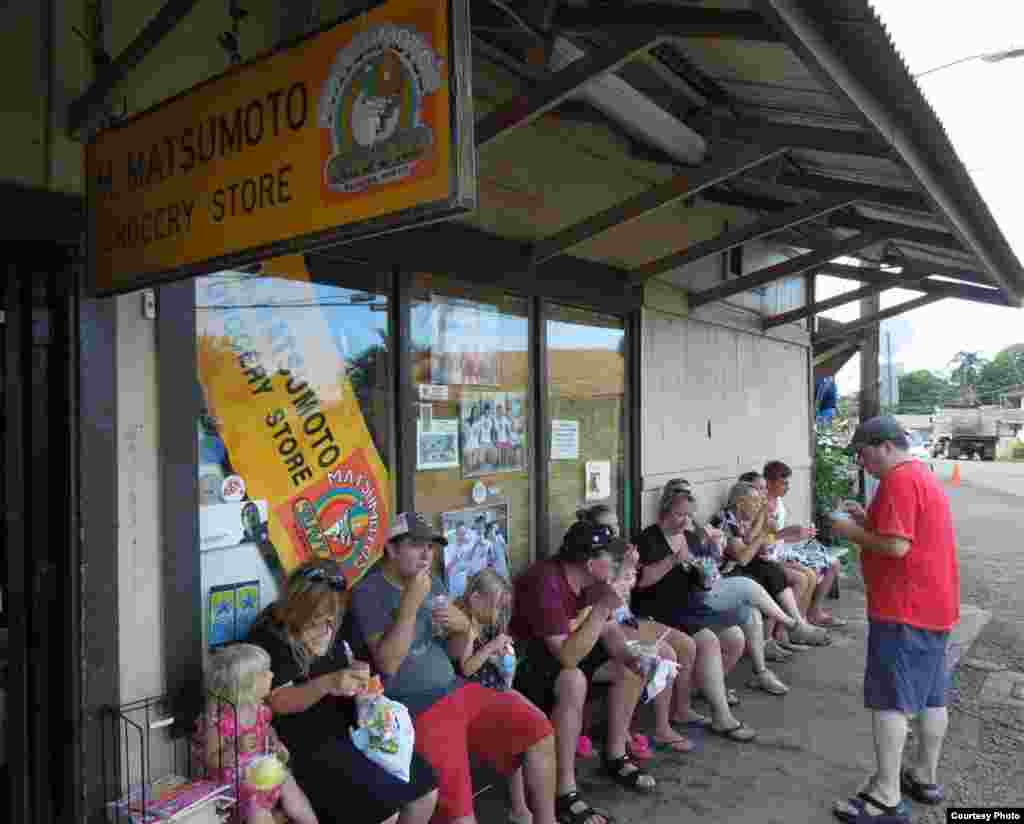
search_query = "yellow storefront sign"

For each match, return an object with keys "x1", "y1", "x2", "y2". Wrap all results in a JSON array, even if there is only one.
[
  {"x1": 86, "y1": 0, "x2": 475, "y2": 295},
  {"x1": 196, "y1": 256, "x2": 390, "y2": 581}
]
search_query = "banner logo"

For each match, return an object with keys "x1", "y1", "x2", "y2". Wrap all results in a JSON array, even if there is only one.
[{"x1": 318, "y1": 24, "x2": 442, "y2": 193}]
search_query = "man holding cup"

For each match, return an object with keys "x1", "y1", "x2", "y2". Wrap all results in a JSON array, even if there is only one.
[
  {"x1": 828, "y1": 416, "x2": 959, "y2": 823},
  {"x1": 351, "y1": 512, "x2": 558, "y2": 824}
]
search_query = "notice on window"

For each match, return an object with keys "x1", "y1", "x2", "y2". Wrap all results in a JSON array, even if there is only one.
[{"x1": 550, "y1": 420, "x2": 580, "y2": 461}]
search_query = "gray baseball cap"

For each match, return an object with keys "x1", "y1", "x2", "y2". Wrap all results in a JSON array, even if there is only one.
[{"x1": 848, "y1": 415, "x2": 907, "y2": 453}]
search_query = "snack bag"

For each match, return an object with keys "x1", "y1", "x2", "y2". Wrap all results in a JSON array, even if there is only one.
[
  {"x1": 626, "y1": 640, "x2": 679, "y2": 704},
  {"x1": 245, "y1": 754, "x2": 288, "y2": 792},
  {"x1": 350, "y1": 689, "x2": 415, "y2": 783}
]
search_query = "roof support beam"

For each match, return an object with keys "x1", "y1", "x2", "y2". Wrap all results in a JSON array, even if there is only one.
[
  {"x1": 764, "y1": 281, "x2": 890, "y2": 329},
  {"x1": 836, "y1": 214, "x2": 964, "y2": 253},
  {"x1": 814, "y1": 338, "x2": 863, "y2": 367},
  {"x1": 813, "y1": 294, "x2": 944, "y2": 346},
  {"x1": 632, "y1": 191, "x2": 859, "y2": 282},
  {"x1": 472, "y1": 36, "x2": 545, "y2": 84},
  {"x1": 821, "y1": 262, "x2": 1008, "y2": 304},
  {"x1": 67, "y1": 0, "x2": 202, "y2": 135},
  {"x1": 774, "y1": 173, "x2": 933, "y2": 214},
  {"x1": 533, "y1": 144, "x2": 786, "y2": 266},
  {"x1": 549, "y1": 6, "x2": 783, "y2": 42},
  {"x1": 476, "y1": 33, "x2": 666, "y2": 148},
  {"x1": 688, "y1": 231, "x2": 883, "y2": 309},
  {"x1": 691, "y1": 114, "x2": 893, "y2": 158}
]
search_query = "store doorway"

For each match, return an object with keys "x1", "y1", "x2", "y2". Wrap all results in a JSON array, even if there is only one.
[{"x1": 3, "y1": 246, "x2": 80, "y2": 823}]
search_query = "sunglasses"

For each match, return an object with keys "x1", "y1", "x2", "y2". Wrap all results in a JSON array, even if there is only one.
[{"x1": 300, "y1": 567, "x2": 347, "y2": 592}]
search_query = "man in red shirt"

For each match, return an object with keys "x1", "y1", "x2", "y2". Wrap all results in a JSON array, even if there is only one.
[
  {"x1": 828, "y1": 416, "x2": 959, "y2": 823},
  {"x1": 511, "y1": 522, "x2": 653, "y2": 824}
]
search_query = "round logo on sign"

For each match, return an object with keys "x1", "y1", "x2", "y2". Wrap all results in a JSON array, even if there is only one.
[
  {"x1": 221, "y1": 474, "x2": 246, "y2": 503},
  {"x1": 472, "y1": 481, "x2": 488, "y2": 505}
]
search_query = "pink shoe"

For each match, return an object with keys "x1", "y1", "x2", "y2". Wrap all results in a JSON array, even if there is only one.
[
  {"x1": 629, "y1": 733, "x2": 652, "y2": 761},
  {"x1": 576, "y1": 735, "x2": 594, "y2": 758}
]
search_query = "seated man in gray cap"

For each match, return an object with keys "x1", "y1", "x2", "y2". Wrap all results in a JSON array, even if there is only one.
[
  {"x1": 351, "y1": 512, "x2": 557, "y2": 824},
  {"x1": 828, "y1": 416, "x2": 959, "y2": 823}
]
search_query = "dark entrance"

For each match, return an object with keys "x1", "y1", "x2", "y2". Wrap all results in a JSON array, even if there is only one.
[{"x1": 3, "y1": 245, "x2": 81, "y2": 822}]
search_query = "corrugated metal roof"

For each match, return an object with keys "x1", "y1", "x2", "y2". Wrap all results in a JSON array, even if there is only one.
[{"x1": 456, "y1": 0, "x2": 1023, "y2": 308}]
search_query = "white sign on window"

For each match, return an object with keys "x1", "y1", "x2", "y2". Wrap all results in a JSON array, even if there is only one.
[{"x1": 550, "y1": 420, "x2": 580, "y2": 461}]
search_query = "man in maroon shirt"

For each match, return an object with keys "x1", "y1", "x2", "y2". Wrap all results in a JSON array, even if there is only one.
[
  {"x1": 828, "y1": 416, "x2": 959, "y2": 824},
  {"x1": 511, "y1": 522, "x2": 653, "y2": 824}
]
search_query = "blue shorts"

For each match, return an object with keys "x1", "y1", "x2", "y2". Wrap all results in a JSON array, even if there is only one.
[{"x1": 864, "y1": 620, "x2": 950, "y2": 713}]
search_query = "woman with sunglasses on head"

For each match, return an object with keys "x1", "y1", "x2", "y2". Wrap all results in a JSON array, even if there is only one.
[{"x1": 247, "y1": 559, "x2": 439, "y2": 824}]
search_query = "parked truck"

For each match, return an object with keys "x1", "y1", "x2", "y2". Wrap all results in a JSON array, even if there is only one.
[{"x1": 930, "y1": 408, "x2": 998, "y2": 461}]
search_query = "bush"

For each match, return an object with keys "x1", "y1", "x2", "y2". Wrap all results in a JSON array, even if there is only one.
[{"x1": 813, "y1": 433, "x2": 855, "y2": 547}]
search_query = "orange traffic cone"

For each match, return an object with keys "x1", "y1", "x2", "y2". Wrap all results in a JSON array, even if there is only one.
[{"x1": 951, "y1": 463, "x2": 961, "y2": 486}]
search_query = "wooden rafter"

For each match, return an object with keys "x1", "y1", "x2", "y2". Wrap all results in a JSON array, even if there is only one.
[
  {"x1": 631, "y1": 191, "x2": 860, "y2": 282},
  {"x1": 533, "y1": 145, "x2": 787, "y2": 266},
  {"x1": 687, "y1": 231, "x2": 883, "y2": 309},
  {"x1": 813, "y1": 294, "x2": 945, "y2": 346}
]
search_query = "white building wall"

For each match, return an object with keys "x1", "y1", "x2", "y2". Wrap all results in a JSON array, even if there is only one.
[
  {"x1": 116, "y1": 293, "x2": 165, "y2": 702},
  {"x1": 640, "y1": 292, "x2": 813, "y2": 528}
]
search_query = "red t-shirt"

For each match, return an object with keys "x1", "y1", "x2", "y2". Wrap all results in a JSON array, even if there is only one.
[
  {"x1": 510, "y1": 559, "x2": 582, "y2": 641},
  {"x1": 863, "y1": 460, "x2": 959, "y2": 631}
]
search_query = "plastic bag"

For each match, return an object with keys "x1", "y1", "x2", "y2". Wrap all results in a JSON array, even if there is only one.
[
  {"x1": 626, "y1": 640, "x2": 679, "y2": 704},
  {"x1": 350, "y1": 690, "x2": 415, "y2": 783}
]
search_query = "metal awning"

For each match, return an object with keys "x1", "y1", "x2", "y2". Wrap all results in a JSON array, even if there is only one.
[{"x1": 454, "y1": 0, "x2": 1023, "y2": 333}]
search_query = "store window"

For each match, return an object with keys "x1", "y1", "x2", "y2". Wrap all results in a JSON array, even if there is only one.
[
  {"x1": 410, "y1": 274, "x2": 530, "y2": 597},
  {"x1": 546, "y1": 305, "x2": 626, "y2": 550},
  {"x1": 193, "y1": 262, "x2": 392, "y2": 650}
]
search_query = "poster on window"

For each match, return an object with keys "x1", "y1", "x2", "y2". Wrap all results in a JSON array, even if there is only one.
[
  {"x1": 459, "y1": 390, "x2": 526, "y2": 477},
  {"x1": 440, "y1": 502, "x2": 510, "y2": 598},
  {"x1": 417, "y1": 418, "x2": 460, "y2": 470},
  {"x1": 195, "y1": 256, "x2": 390, "y2": 585},
  {"x1": 430, "y1": 299, "x2": 500, "y2": 386}
]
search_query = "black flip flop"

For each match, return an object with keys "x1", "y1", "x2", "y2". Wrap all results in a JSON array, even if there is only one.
[
  {"x1": 901, "y1": 769, "x2": 945, "y2": 804},
  {"x1": 833, "y1": 791, "x2": 911, "y2": 824},
  {"x1": 555, "y1": 791, "x2": 614, "y2": 824}
]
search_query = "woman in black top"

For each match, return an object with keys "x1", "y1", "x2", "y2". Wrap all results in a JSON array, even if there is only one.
[
  {"x1": 632, "y1": 480, "x2": 797, "y2": 698},
  {"x1": 247, "y1": 560, "x2": 438, "y2": 824}
]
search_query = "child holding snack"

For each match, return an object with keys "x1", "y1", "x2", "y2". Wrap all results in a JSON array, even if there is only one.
[
  {"x1": 194, "y1": 643, "x2": 318, "y2": 824},
  {"x1": 454, "y1": 569, "x2": 532, "y2": 824}
]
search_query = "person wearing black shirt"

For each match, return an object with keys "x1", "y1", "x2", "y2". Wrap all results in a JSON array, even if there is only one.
[{"x1": 247, "y1": 560, "x2": 438, "y2": 824}]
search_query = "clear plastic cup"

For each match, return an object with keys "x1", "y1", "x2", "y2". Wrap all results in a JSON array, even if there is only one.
[{"x1": 429, "y1": 595, "x2": 449, "y2": 639}]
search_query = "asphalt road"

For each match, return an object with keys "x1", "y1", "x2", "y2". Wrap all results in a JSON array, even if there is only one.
[
  {"x1": 927, "y1": 456, "x2": 1024, "y2": 499},
  {"x1": 916, "y1": 472, "x2": 1024, "y2": 820}
]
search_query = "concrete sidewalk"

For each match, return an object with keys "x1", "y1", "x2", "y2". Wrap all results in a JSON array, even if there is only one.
[{"x1": 476, "y1": 578, "x2": 991, "y2": 824}]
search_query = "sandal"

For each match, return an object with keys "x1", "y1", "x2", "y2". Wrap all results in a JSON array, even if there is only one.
[
  {"x1": 901, "y1": 768, "x2": 945, "y2": 804},
  {"x1": 833, "y1": 791, "x2": 910, "y2": 823},
  {"x1": 576, "y1": 735, "x2": 595, "y2": 758},
  {"x1": 777, "y1": 638, "x2": 811, "y2": 652},
  {"x1": 601, "y1": 752, "x2": 656, "y2": 792},
  {"x1": 671, "y1": 710, "x2": 711, "y2": 728},
  {"x1": 555, "y1": 791, "x2": 614, "y2": 824},
  {"x1": 811, "y1": 614, "x2": 848, "y2": 629},
  {"x1": 790, "y1": 623, "x2": 832, "y2": 646},
  {"x1": 747, "y1": 668, "x2": 789, "y2": 695},
  {"x1": 628, "y1": 733, "x2": 653, "y2": 761},
  {"x1": 764, "y1": 639, "x2": 793, "y2": 662},
  {"x1": 708, "y1": 720, "x2": 756, "y2": 742},
  {"x1": 650, "y1": 733, "x2": 695, "y2": 753}
]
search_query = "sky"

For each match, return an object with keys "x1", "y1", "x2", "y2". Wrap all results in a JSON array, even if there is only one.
[{"x1": 826, "y1": 1, "x2": 1024, "y2": 394}]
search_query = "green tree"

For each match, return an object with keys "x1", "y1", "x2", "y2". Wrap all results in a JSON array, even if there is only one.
[
  {"x1": 896, "y1": 369, "x2": 954, "y2": 413},
  {"x1": 977, "y1": 344, "x2": 1024, "y2": 404}
]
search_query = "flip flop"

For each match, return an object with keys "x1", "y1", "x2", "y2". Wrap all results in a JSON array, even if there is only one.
[
  {"x1": 833, "y1": 792, "x2": 910, "y2": 823},
  {"x1": 901, "y1": 769, "x2": 945, "y2": 804},
  {"x1": 811, "y1": 615, "x2": 849, "y2": 629},
  {"x1": 694, "y1": 687, "x2": 741, "y2": 706},
  {"x1": 708, "y1": 721, "x2": 756, "y2": 742},
  {"x1": 650, "y1": 734, "x2": 695, "y2": 753}
]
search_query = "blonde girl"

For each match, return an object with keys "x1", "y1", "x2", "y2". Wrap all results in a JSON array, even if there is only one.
[
  {"x1": 455, "y1": 569, "x2": 532, "y2": 824},
  {"x1": 194, "y1": 643, "x2": 318, "y2": 824}
]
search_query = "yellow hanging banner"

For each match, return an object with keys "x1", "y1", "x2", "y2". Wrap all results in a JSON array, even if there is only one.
[{"x1": 196, "y1": 257, "x2": 389, "y2": 583}]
